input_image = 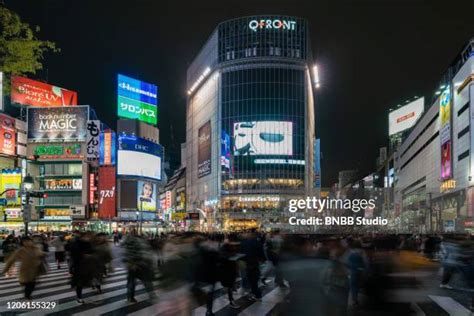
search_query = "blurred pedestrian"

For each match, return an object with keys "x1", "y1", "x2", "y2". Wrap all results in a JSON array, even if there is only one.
[
  {"x1": 343, "y1": 239, "x2": 368, "y2": 306},
  {"x1": 240, "y1": 231, "x2": 265, "y2": 301},
  {"x1": 3, "y1": 237, "x2": 45, "y2": 300},
  {"x1": 94, "y1": 233, "x2": 113, "y2": 278},
  {"x1": 122, "y1": 229, "x2": 156, "y2": 303},
  {"x1": 113, "y1": 231, "x2": 119, "y2": 245},
  {"x1": 219, "y1": 237, "x2": 241, "y2": 309},
  {"x1": 51, "y1": 235, "x2": 66, "y2": 269}
]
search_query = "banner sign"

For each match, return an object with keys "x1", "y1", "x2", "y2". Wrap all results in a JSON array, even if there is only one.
[
  {"x1": 86, "y1": 120, "x2": 100, "y2": 160},
  {"x1": 31, "y1": 143, "x2": 82, "y2": 159},
  {"x1": 0, "y1": 114, "x2": 16, "y2": 156},
  {"x1": 27, "y1": 106, "x2": 88, "y2": 142},
  {"x1": 11, "y1": 76, "x2": 78, "y2": 107},
  {"x1": 100, "y1": 131, "x2": 116, "y2": 165},
  {"x1": 198, "y1": 121, "x2": 211, "y2": 178},
  {"x1": 117, "y1": 74, "x2": 158, "y2": 125},
  {"x1": 98, "y1": 166, "x2": 116, "y2": 219},
  {"x1": 439, "y1": 87, "x2": 452, "y2": 180}
]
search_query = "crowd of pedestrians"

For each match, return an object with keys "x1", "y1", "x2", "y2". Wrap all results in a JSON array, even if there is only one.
[{"x1": 2, "y1": 230, "x2": 474, "y2": 315}]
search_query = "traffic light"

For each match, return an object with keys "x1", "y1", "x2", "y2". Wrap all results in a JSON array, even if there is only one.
[{"x1": 29, "y1": 191, "x2": 48, "y2": 199}]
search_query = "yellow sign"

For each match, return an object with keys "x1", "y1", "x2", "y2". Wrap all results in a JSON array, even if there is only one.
[
  {"x1": 0, "y1": 172, "x2": 21, "y2": 206},
  {"x1": 440, "y1": 179, "x2": 456, "y2": 193}
]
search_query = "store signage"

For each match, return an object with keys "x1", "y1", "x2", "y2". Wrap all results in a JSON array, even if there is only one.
[
  {"x1": 1, "y1": 170, "x2": 21, "y2": 206},
  {"x1": 0, "y1": 114, "x2": 16, "y2": 156},
  {"x1": 89, "y1": 173, "x2": 96, "y2": 205},
  {"x1": 45, "y1": 179, "x2": 82, "y2": 190},
  {"x1": 188, "y1": 212, "x2": 200, "y2": 220},
  {"x1": 86, "y1": 120, "x2": 100, "y2": 161},
  {"x1": 44, "y1": 209, "x2": 71, "y2": 220},
  {"x1": 98, "y1": 166, "x2": 116, "y2": 219},
  {"x1": 198, "y1": 121, "x2": 211, "y2": 178},
  {"x1": 248, "y1": 19, "x2": 296, "y2": 32},
  {"x1": 238, "y1": 196, "x2": 280, "y2": 202},
  {"x1": 117, "y1": 74, "x2": 158, "y2": 125},
  {"x1": 11, "y1": 76, "x2": 78, "y2": 107},
  {"x1": 100, "y1": 131, "x2": 116, "y2": 165},
  {"x1": 32, "y1": 143, "x2": 81, "y2": 159},
  {"x1": 70, "y1": 205, "x2": 85, "y2": 217},
  {"x1": 27, "y1": 106, "x2": 88, "y2": 142},
  {"x1": 440, "y1": 179, "x2": 456, "y2": 193},
  {"x1": 119, "y1": 211, "x2": 156, "y2": 221}
]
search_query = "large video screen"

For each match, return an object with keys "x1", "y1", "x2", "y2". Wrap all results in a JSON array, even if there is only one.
[
  {"x1": 137, "y1": 180, "x2": 157, "y2": 211},
  {"x1": 117, "y1": 136, "x2": 163, "y2": 180},
  {"x1": 233, "y1": 121, "x2": 293, "y2": 156},
  {"x1": 388, "y1": 97, "x2": 424, "y2": 136}
]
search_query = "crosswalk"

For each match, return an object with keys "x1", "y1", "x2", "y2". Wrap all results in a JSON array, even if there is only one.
[
  {"x1": 0, "y1": 261, "x2": 473, "y2": 315},
  {"x1": 0, "y1": 262, "x2": 287, "y2": 315}
]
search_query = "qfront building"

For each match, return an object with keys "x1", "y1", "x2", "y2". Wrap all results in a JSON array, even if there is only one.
[
  {"x1": 186, "y1": 16, "x2": 317, "y2": 230},
  {"x1": 394, "y1": 38, "x2": 474, "y2": 233}
]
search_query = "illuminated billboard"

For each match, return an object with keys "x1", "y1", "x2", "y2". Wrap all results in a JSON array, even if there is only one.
[
  {"x1": 100, "y1": 131, "x2": 116, "y2": 165},
  {"x1": 117, "y1": 136, "x2": 163, "y2": 180},
  {"x1": 117, "y1": 74, "x2": 158, "y2": 125},
  {"x1": 233, "y1": 121, "x2": 293, "y2": 156},
  {"x1": 137, "y1": 180, "x2": 157, "y2": 211},
  {"x1": 11, "y1": 76, "x2": 77, "y2": 107},
  {"x1": 27, "y1": 106, "x2": 89, "y2": 142},
  {"x1": 0, "y1": 114, "x2": 16, "y2": 156},
  {"x1": 198, "y1": 121, "x2": 211, "y2": 178},
  {"x1": 388, "y1": 97, "x2": 424, "y2": 136},
  {"x1": 98, "y1": 166, "x2": 116, "y2": 219},
  {"x1": 440, "y1": 87, "x2": 452, "y2": 180}
]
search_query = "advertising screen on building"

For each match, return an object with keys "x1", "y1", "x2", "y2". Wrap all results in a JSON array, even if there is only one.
[
  {"x1": 45, "y1": 179, "x2": 82, "y2": 190},
  {"x1": 98, "y1": 166, "x2": 116, "y2": 219},
  {"x1": 221, "y1": 130, "x2": 231, "y2": 170},
  {"x1": 198, "y1": 121, "x2": 211, "y2": 178},
  {"x1": 388, "y1": 97, "x2": 424, "y2": 136},
  {"x1": 137, "y1": 180, "x2": 157, "y2": 211},
  {"x1": 30, "y1": 143, "x2": 82, "y2": 160},
  {"x1": 117, "y1": 74, "x2": 158, "y2": 125},
  {"x1": 100, "y1": 131, "x2": 116, "y2": 165},
  {"x1": 117, "y1": 136, "x2": 163, "y2": 180},
  {"x1": 0, "y1": 114, "x2": 16, "y2": 156},
  {"x1": 439, "y1": 87, "x2": 452, "y2": 180},
  {"x1": 0, "y1": 170, "x2": 21, "y2": 206},
  {"x1": 27, "y1": 106, "x2": 88, "y2": 142},
  {"x1": 11, "y1": 76, "x2": 78, "y2": 107},
  {"x1": 233, "y1": 121, "x2": 293, "y2": 156}
]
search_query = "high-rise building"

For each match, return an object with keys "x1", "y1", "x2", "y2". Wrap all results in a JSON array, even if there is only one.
[{"x1": 186, "y1": 15, "x2": 317, "y2": 230}]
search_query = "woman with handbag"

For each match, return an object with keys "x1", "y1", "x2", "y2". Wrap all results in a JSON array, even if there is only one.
[{"x1": 2, "y1": 237, "x2": 44, "y2": 300}]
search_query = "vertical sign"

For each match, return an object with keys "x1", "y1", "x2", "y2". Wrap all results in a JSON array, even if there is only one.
[
  {"x1": 89, "y1": 173, "x2": 96, "y2": 205},
  {"x1": 314, "y1": 138, "x2": 321, "y2": 189},
  {"x1": 470, "y1": 85, "x2": 474, "y2": 190},
  {"x1": 440, "y1": 87, "x2": 452, "y2": 180},
  {"x1": 117, "y1": 74, "x2": 158, "y2": 124},
  {"x1": 198, "y1": 121, "x2": 211, "y2": 178},
  {"x1": 98, "y1": 166, "x2": 116, "y2": 219},
  {"x1": 86, "y1": 120, "x2": 100, "y2": 161},
  {"x1": 100, "y1": 131, "x2": 116, "y2": 165},
  {"x1": 0, "y1": 114, "x2": 16, "y2": 156}
]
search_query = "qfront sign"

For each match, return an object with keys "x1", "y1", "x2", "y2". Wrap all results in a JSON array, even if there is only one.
[
  {"x1": 248, "y1": 19, "x2": 296, "y2": 32},
  {"x1": 117, "y1": 74, "x2": 158, "y2": 125}
]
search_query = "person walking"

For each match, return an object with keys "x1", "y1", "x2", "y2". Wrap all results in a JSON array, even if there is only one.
[
  {"x1": 240, "y1": 231, "x2": 265, "y2": 301},
  {"x1": 122, "y1": 229, "x2": 156, "y2": 303},
  {"x1": 344, "y1": 240, "x2": 368, "y2": 306},
  {"x1": 2, "y1": 237, "x2": 45, "y2": 300},
  {"x1": 51, "y1": 235, "x2": 66, "y2": 269}
]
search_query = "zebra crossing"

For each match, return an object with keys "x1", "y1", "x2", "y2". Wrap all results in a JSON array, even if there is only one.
[{"x1": 0, "y1": 262, "x2": 287, "y2": 315}]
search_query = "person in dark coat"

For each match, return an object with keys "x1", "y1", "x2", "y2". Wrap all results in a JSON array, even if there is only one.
[
  {"x1": 193, "y1": 238, "x2": 219, "y2": 316},
  {"x1": 218, "y1": 238, "x2": 241, "y2": 309},
  {"x1": 240, "y1": 231, "x2": 265, "y2": 301},
  {"x1": 68, "y1": 232, "x2": 99, "y2": 303}
]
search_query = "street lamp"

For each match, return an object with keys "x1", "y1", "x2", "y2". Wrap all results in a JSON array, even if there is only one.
[{"x1": 22, "y1": 174, "x2": 34, "y2": 236}]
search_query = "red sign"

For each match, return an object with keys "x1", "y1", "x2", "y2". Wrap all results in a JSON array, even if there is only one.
[
  {"x1": 11, "y1": 76, "x2": 78, "y2": 107},
  {"x1": 98, "y1": 166, "x2": 116, "y2": 219},
  {"x1": 396, "y1": 112, "x2": 415, "y2": 123},
  {"x1": 0, "y1": 114, "x2": 16, "y2": 156},
  {"x1": 89, "y1": 173, "x2": 96, "y2": 205}
]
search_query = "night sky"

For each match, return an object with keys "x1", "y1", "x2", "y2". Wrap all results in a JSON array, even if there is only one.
[{"x1": 5, "y1": 0, "x2": 474, "y2": 185}]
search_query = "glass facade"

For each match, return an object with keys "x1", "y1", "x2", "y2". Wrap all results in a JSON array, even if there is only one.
[{"x1": 221, "y1": 67, "x2": 306, "y2": 193}]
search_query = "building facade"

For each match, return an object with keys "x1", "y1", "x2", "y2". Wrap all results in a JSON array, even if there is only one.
[
  {"x1": 394, "y1": 39, "x2": 474, "y2": 233},
  {"x1": 186, "y1": 15, "x2": 316, "y2": 230}
]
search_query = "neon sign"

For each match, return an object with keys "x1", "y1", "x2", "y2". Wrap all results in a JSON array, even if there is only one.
[{"x1": 249, "y1": 19, "x2": 296, "y2": 32}]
